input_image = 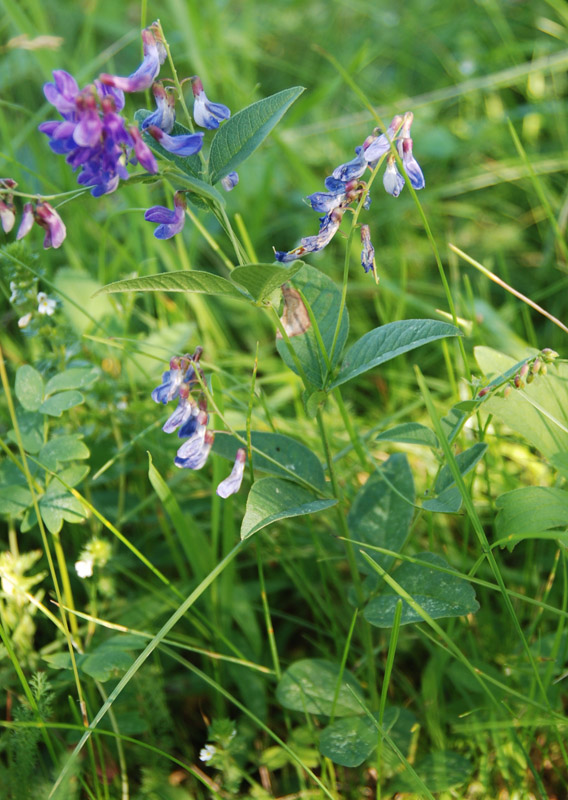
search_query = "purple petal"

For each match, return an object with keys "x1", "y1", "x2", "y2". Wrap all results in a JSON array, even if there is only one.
[{"x1": 144, "y1": 205, "x2": 177, "y2": 224}]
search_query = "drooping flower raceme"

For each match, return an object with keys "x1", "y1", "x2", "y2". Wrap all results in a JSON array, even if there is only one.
[
  {"x1": 273, "y1": 111, "x2": 424, "y2": 268},
  {"x1": 150, "y1": 348, "x2": 247, "y2": 496}
]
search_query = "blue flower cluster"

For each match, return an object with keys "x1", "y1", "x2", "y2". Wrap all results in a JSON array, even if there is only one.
[
  {"x1": 39, "y1": 22, "x2": 233, "y2": 233},
  {"x1": 151, "y1": 348, "x2": 246, "y2": 497},
  {"x1": 274, "y1": 111, "x2": 424, "y2": 272}
]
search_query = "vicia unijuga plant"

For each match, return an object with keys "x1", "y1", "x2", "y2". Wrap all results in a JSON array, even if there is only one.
[{"x1": 1, "y1": 11, "x2": 568, "y2": 800}]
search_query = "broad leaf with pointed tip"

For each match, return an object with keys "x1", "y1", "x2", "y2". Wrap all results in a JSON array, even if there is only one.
[
  {"x1": 98, "y1": 271, "x2": 247, "y2": 299},
  {"x1": 209, "y1": 87, "x2": 305, "y2": 183},
  {"x1": 241, "y1": 478, "x2": 336, "y2": 539},
  {"x1": 331, "y1": 319, "x2": 461, "y2": 388},
  {"x1": 15, "y1": 365, "x2": 44, "y2": 411}
]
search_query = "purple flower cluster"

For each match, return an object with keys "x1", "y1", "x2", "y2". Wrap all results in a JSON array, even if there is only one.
[
  {"x1": 0, "y1": 178, "x2": 66, "y2": 249},
  {"x1": 39, "y1": 66, "x2": 157, "y2": 197},
  {"x1": 151, "y1": 348, "x2": 246, "y2": 497},
  {"x1": 274, "y1": 111, "x2": 424, "y2": 270},
  {"x1": 36, "y1": 23, "x2": 233, "y2": 242}
]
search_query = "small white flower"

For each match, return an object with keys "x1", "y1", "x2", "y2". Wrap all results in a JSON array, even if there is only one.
[
  {"x1": 116, "y1": 400, "x2": 128, "y2": 410},
  {"x1": 75, "y1": 558, "x2": 94, "y2": 579},
  {"x1": 37, "y1": 291, "x2": 56, "y2": 316},
  {"x1": 9, "y1": 281, "x2": 19, "y2": 303},
  {"x1": 18, "y1": 313, "x2": 32, "y2": 329},
  {"x1": 199, "y1": 744, "x2": 216, "y2": 762}
]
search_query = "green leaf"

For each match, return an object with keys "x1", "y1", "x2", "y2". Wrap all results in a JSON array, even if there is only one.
[
  {"x1": 39, "y1": 435, "x2": 90, "y2": 471},
  {"x1": 212, "y1": 431, "x2": 328, "y2": 493},
  {"x1": 45, "y1": 368, "x2": 98, "y2": 396},
  {"x1": 97, "y1": 270, "x2": 246, "y2": 299},
  {"x1": 440, "y1": 404, "x2": 467, "y2": 443},
  {"x1": 39, "y1": 477, "x2": 87, "y2": 534},
  {"x1": 209, "y1": 86, "x2": 305, "y2": 183},
  {"x1": 163, "y1": 168, "x2": 226, "y2": 206},
  {"x1": 8, "y1": 409, "x2": 43, "y2": 454},
  {"x1": 496, "y1": 487, "x2": 568, "y2": 537},
  {"x1": 390, "y1": 751, "x2": 473, "y2": 793},
  {"x1": 375, "y1": 423, "x2": 439, "y2": 449},
  {"x1": 422, "y1": 443, "x2": 488, "y2": 513},
  {"x1": 347, "y1": 453, "x2": 415, "y2": 574},
  {"x1": 230, "y1": 261, "x2": 305, "y2": 303},
  {"x1": 39, "y1": 391, "x2": 84, "y2": 417},
  {"x1": 276, "y1": 264, "x2": 349, "y2": 388},
  {"x1": 240, "y1": 478, "x2": 336, "y2": 539},
  {"x1": 319, "y1": 707, "x2": 416, "y2": 768},
  {"x1": 364, "y1": 553, "x2": 480, "y2": 628},
  {"x1": 475, "y1": 346, "x2": 568, "y2": 458},
  {"x1": 0, "y1": 486, "x2": 33, "y2": 515},
  {"x1": 15, "y1": 365, "x2": 44, "y2": 411},
  {"x1": 81, "y1": 648, "x2": 134, "y2": 682},
  {"x1": 276, "y1": 659, "x2": 364, "y2": 717},
  {"x1": 134, "y1": 109, "x2": 203, "y2": 181},
  {"x1": 331, "y1": 319, "x2": 461, "y2": 388}
]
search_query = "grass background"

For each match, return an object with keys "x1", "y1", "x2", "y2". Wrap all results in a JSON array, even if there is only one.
[{"x1": 1, "y1": 0, "x2": 567, "y2": 797}]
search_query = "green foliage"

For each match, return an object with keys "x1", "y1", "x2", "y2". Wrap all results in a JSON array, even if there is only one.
[
  {"x1": 364, "y1": 553, "x2": 480, "y2": 627},
  {"x1": 209, "y1": 87, "x2": 305, "y2": 183},
  {"x1": 276, "y1": 659, "x2": 364, "y2": 716},
  {"x1": 240, "y1": 478, "x2": 336, "y2": 538}
]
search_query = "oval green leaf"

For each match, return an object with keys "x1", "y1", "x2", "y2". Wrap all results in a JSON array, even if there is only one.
[
  {"x1": 15, "y1": 365, "x2": 44, "y2": 411},
  {"x1": 496, "y1": 486, "x2": 568, "y2": 536},
  {"x1": 331, "y1": 319, "x2": 462, "y2": 388},
  {"x1": 276, "y1": 659, "x2": 364, "y2": 717},
  {"x1": 364, "y1": 553, "x2": 480, "y2": 628},
  {"x1": 319, "y1": 707, "x2": 416, "y2": 768},
  {"x1": 209, "y1": 86, "x2": 305, "y2": 183},
  {"x1": 241, "y1": 477, "x2": 336, "y2": 539},
  {"x1": 45, "y1": 368, "x2": 99, "y2": 396},
  {"x1": 39, "y1": 391, "x2": 84, "y2": 417}
]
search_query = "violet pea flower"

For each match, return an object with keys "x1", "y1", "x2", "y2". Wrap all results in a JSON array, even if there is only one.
[
  {"x1": 144, "y1": 191, "x2": 187, "y2": 239},
  {"x1": 99, "y1": 27, "x2": 165, "y2": 93},
  {"x1": 360, "y1": 224, "x2": 376, "y2": 275},
  {"x1": 141, "y1": 83, "x2": 176, "y2": 134},
  {"x1": 331, "y1": 146, "x2": 367, "y2": 182},
  {"x1": 34, "y1": 202, "x2": 66, "y2": 249},
  {"x1": 43, "y1": 70, "x2": 80, "y2": 117},
  {"x1": 216, "y1": 449, "x2": 246, "y2": 498},
  {"x1": 383, "y1": 155, "x2": 405, "y2": 197},
  {"x1": 191, "y1": 77, "x2": 230, "y2": 129},
  {"x1": 147, "y1": 125, "x2": 204, "y2": 157},
  {"x1": 16, "y1": 203, "x2": 35, "y2": 241},
  {"x1": 275, "y1": 207, "x2": 344, "y2": 263},
  {"x1": 129, "y1": 126, "x2": 158, "y2": 173}
]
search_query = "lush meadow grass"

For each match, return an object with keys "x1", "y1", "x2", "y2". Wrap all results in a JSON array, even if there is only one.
[{"x1": 1, "y1": 0, "x2": 568, "y2": 798}]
